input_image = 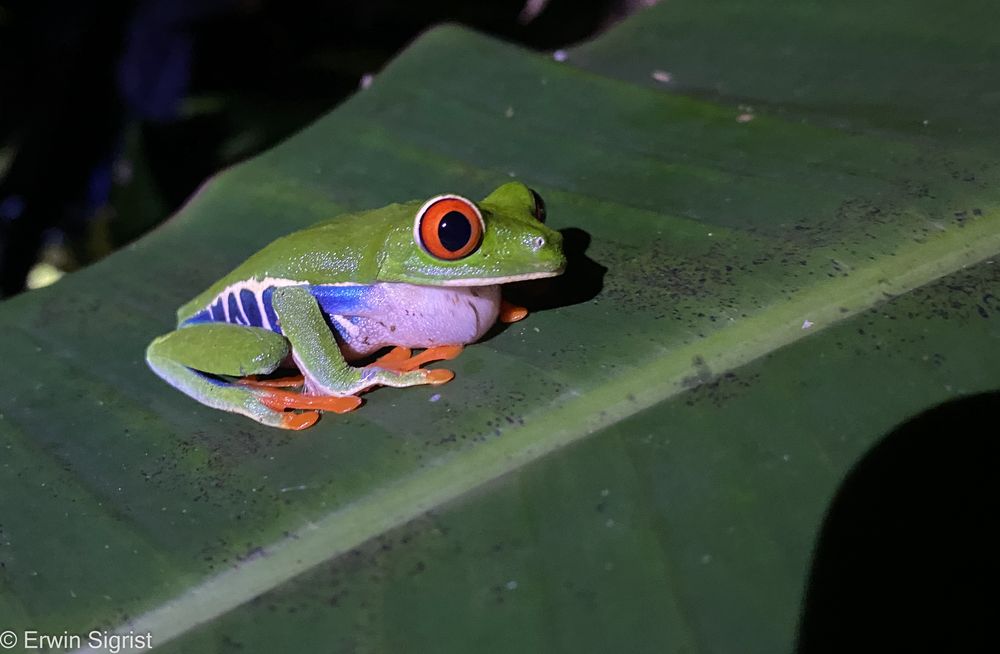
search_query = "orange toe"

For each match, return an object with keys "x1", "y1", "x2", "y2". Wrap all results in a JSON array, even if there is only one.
[
  {"x1": 500, "y1": 299, "x2": 528, "y2": 323},
  {"x1": 258, "y1": 388, "x2": 362, "y2": 414},
  {"x1": 397, "y1": 344, "x2": 464, "y2": 372},
  {"x1": 280, "y1": 411, "x2": 321, "y2": 430},
  {"x1": 424, "y1": 368, "x2": 455, "y2": 384},
  {"x1": 370, "y1": 344, "x2": 463, "y2": 373},
  {"x1": 373, "y1": 346, "x2": 412, "y2": 368}
]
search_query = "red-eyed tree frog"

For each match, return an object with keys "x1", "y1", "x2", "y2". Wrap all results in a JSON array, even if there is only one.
[{"x1": 146, "y1": 182, "x2": 565, "y2": 430}]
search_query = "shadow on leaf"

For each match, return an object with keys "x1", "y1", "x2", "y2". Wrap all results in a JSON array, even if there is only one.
[
  {"x1": 797, "y1": 392, "x2": 998, "y2": 652},
  {"x1": 484, "y1": 227, "x2": 606, "y2": 342}
]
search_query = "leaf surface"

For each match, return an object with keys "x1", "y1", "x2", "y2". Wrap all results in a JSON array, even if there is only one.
[{"x1": 0, "y1": 1, "x2": 997, "y2": 650}]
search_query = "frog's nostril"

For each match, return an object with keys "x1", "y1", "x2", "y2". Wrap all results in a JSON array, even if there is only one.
[{"x1": 533, "y1": 236, "x2": 545, "y2": 250}]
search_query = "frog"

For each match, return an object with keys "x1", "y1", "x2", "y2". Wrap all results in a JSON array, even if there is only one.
[{"x1": 146, "y1": 181, "x2": 565, "y2": 430}]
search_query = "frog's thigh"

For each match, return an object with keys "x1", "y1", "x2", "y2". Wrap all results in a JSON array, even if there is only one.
[
  {"x1": 271, "y1": 286, "x2": 444, "y2": 395},
  {"x1": 146, "y1": 323, "x2": 293, "y2": 428},
  {"x1": 148, "y1": 323, "x2": 289, "y2": 376}
]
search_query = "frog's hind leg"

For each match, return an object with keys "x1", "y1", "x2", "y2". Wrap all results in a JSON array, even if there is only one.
[
  {"x1": 145, "y1": 322, "x2": 348, "y2": 430},
  {"x1": 271, "y1": 286, "x2": 455, "y2": 395}
]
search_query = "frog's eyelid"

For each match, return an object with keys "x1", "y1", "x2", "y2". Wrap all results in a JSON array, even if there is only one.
[
  {"x1": 529, "y1": 188, "x2": 547, "y2": 223},
  {"x1": 413, "y1": 194, "x2": 483, "y2": 232}
]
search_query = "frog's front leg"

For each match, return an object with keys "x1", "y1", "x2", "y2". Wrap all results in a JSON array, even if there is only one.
[
  {"x1": 146, "y1": 322, "x2": 358, "y2": 430},
  {"x1": 270, "y1": 286, "x2": 454, "y2": 395}
]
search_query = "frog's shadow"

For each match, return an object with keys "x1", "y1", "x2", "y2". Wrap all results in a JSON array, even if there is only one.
[{"x1": 481, "y1": 227, "x2": 606, "y2": 343}]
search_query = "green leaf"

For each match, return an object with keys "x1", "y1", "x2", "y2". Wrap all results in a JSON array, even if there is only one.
[{"x1": 1, "y1": 1, "x2": 998, "y2": 651}]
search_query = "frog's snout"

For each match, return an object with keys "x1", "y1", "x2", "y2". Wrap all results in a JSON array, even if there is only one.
[{"x1": 539, "y1": 229, "x2": 567, "y2": 274}]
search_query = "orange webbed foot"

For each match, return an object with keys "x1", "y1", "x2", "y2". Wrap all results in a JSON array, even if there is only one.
[
  {"x1": 370, "y1": 344, "x2": 464, "y2": 373},
  {"x1": 257, "y1": 388, "x2": 362, "y2": 414},
  {"x1": 499, "y1": 299, "x2": 528, "y2": 323},
  {"x1": 280, "y1": 411, "x2": 321, "y2": 431},
  {"x1": 371, "y1": 346, "x2": 412, "y2": 369}
]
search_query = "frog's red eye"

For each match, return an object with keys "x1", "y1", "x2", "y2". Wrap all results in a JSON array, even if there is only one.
[
  {"x1": 529, "y1": 188, "x2": 546, "y2": 223},
  {"x1": 415, "y1": 195, "x2": 484, "y2": 260}
]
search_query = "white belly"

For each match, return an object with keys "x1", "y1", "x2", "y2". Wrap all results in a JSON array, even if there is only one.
[{"x1": 331, "y1": 283, "x2": 501, "y2": 359}]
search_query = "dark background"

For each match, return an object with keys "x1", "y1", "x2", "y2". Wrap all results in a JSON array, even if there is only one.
[{"x1": 0, "y1": 0, "x2": 636, "y2": 297}]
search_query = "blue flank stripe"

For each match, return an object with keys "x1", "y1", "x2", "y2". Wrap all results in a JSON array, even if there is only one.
[
  {"x1": 198, "y1": 370, "x2": 229, "y2": 386},
  {"x1": 182, "y1": 308, "x2": 214, "y2": 325},
  {"x1": 307, "y1": 284, "x2": 371, "y2": 317},
  {"x1": 227, "y1": 293, "x2": 246, "y2": 325},
  {"x1": 210, "y1": 297, "x2": 225, "y2": 320},
  {"x1": 180, "y1": 283, "x2": 372, "y2": 333},
  {"x1": 181, "y1": 295, "x2": 234, "y2": 327},
  {"x1": 240, "y1": 289, "x2": 263, "y2": 327},
  {"x1": 262, "y1": 287, "x2": 281, "y2": 334}
]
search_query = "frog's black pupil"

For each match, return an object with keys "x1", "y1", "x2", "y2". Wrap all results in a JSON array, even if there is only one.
[
  {"x1": 438, "y1": 211, "x2": 472, "y2": 251},
  {"x1": 530, "y1": 188, "x2": 546, "y2": 223}
]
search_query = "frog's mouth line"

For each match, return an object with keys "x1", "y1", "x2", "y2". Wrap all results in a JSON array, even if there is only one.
[{"x1": 436, "y1": 268, "x2": 565, "y2": 287}]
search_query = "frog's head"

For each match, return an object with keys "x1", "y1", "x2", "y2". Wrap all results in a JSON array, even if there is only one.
[{"x1": 378, "y1": 181, "x2": 566, "y2": 286}]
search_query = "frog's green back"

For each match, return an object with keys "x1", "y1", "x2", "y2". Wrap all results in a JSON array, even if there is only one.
[{"x1": 176, "y1": 203, "x2": 417, "y2": 322}]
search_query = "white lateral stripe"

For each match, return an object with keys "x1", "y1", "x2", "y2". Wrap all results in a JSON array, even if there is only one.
[
  {"x1": 435, "y1": 270, "x2": 563, "y2": 286},
  {"x1": 236, "y1": 295, "x2": 249, "y2": 324},
  {"x1": 257, "y1": 294, "x2": 271, "y2": 330},
  {"x1": 332, "y1": 315, "x2": 359, "y2": 337},
  {"x1": 210, "y1": 277, "x2": 300, "y2": 326}
]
